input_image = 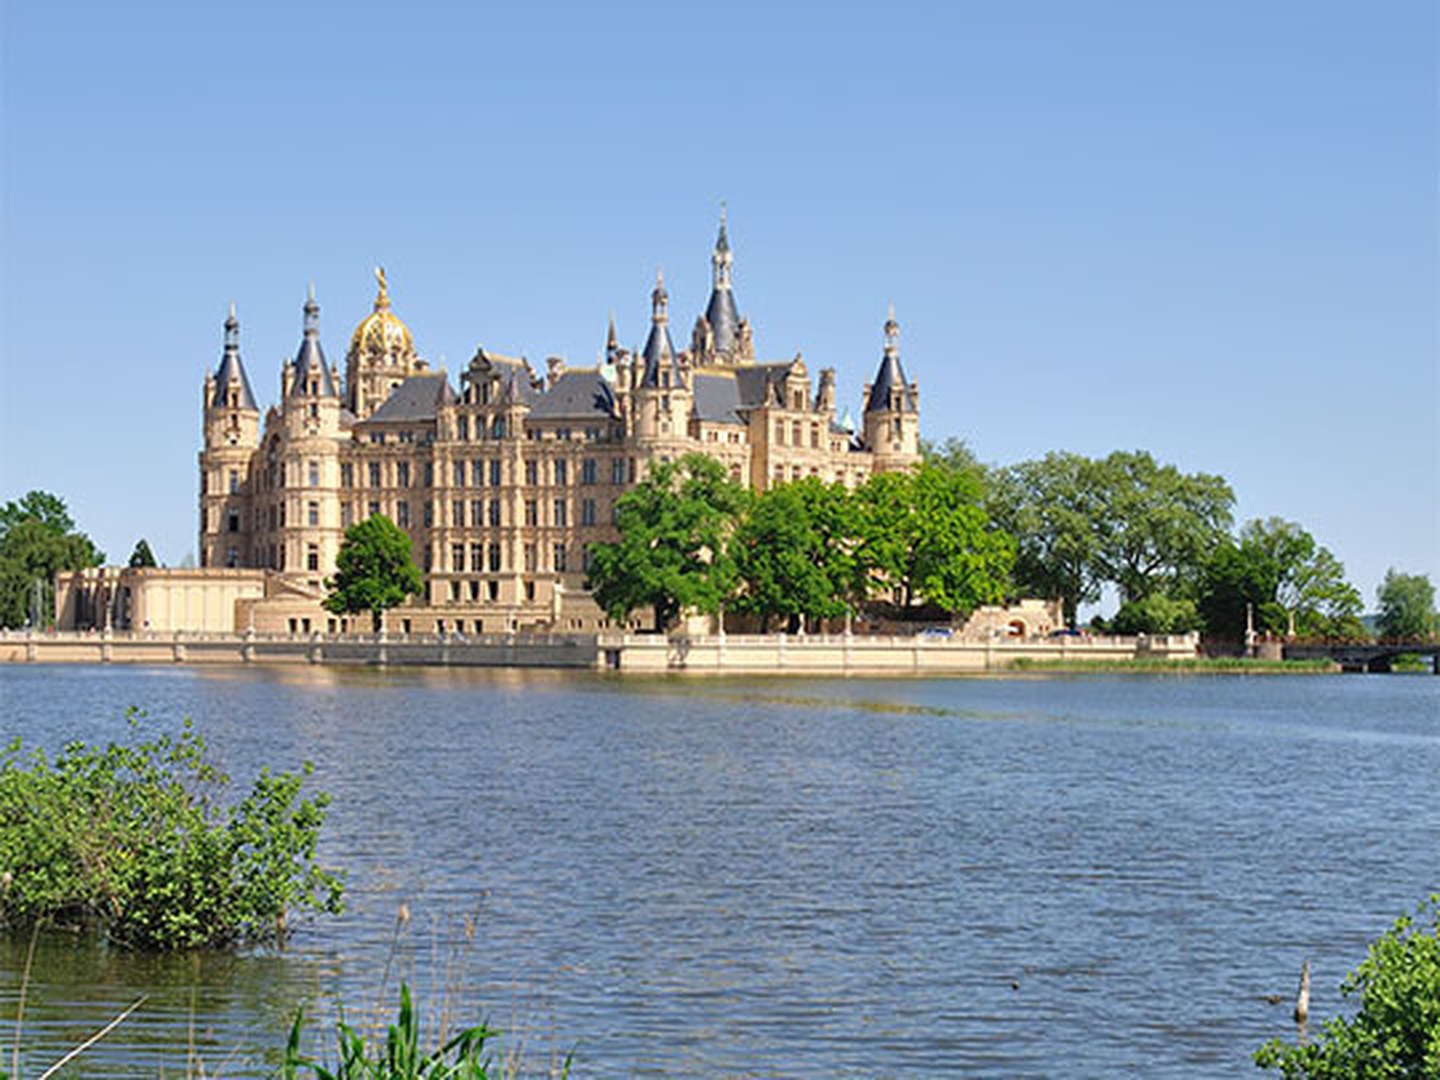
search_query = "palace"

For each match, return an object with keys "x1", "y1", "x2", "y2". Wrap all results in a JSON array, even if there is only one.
[{"x1": 73, "y1": 216, "x2": 923, "y2": 634}]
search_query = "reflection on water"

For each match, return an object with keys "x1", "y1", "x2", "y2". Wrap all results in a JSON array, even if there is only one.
[{"x1": 1, "y1": 665, "x2": 1437, "y2": 1076}]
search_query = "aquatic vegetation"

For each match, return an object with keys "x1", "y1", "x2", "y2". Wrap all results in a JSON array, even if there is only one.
[{"x1": 0, "y1": 709, "x2": 343, "y2": 950}]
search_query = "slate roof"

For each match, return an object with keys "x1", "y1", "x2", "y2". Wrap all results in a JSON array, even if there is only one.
[
  {"x1": 692, "y1": 372, "x2": 744, "y2": 425},
  {"x1": 364, "y1": 374, "x2": 455, "y2": 423},
  {"x1": 530, "y1": 369, "x2": 618, "y2": 420},
  {"x1": 289, "y1": 334, "x2": 340, "y2": 398},
  {"x1": 212, "y1": 346, "x2": 258, "y2": 410},
  {"x1": 733, "y1": 362, "x2": 793, "y2": 409},
  {"x1": 639, "y1": 321, "x2": 680, "y2": 387},
  {"x1": 864, "y1": 352, "x2": 913, "y2": 414},
  {"x1": 703, "y1": 288, "x2": 741, "y2": 354}
]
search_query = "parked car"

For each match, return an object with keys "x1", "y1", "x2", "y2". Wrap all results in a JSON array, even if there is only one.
[{"x1": 918, "y1": 626, "x2": 954, "y2": 639}]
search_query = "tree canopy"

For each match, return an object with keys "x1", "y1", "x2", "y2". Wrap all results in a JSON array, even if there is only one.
[
  {"x1": 586, "y1": 454, "x2": 748, "y2": 631},
  {"x1": 1375, "y1": 570, "x2": 1437, "y2": 640},
  {"x1": 0, "y1": 490, "x2": 104, "y2": 628},
  {"x1": 730, "y1": 482, "x2": 845, "y2": 632},
  {"x1": 1198, "y1": 518, "x2": 1363, "y2": 640},
  {"x1": 323, "y1": 514, "x2": 422, "y2": 632}
]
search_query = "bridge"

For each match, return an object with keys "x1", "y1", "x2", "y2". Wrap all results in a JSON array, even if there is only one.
[{"x1": 1283, "y1": 641, "x2": 1440, "y2": 673}]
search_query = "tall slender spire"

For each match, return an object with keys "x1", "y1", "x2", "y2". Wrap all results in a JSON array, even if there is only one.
[
  {"x1": 711, "y1": 204, "x2": 733, "y2": 290},
  {"x1": 292, "y1": 284, "x2": 338, "y2": 398},
  {"x1": 224, "y1": 300, "x2": 239, "y2": 351},
  {"x1": 884, "y1": 301, "x2": 899, "y2": 358},
  {"x1": 866, "y1": 303, "x2": 912, "y2": 414},
  {"x1": 641, "y1": 269, "x2": 678, "y2": 386},
  {"x1": 373, "y1": 265, "x2": 390, "y2": 311}
]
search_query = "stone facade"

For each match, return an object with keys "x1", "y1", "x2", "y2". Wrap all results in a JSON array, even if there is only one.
[{"x1": 197, "y1": 216, "x2": 921, "y2": 633}]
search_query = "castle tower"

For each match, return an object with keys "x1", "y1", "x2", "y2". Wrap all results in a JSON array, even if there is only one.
[
  {"x1": 861, "y1": 304, "x2": 920, "y2": 471},
  {"x1": 199, "y1": 303, "x2": 260, "y2": 569},
  {"x1": 276, "y1": 286, "x2": 343, "y2": 588},
  {"x1": 345, "y1": 267, "x2": 423, "y2": 419},
  {"x1": 691, "y1": 205, "x2": 753, "y2": 366},
  {"x1": 635, "y1": 270, "x2": 691, "y2": 447}
]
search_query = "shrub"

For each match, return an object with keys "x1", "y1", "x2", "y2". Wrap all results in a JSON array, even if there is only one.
[
  {"x1": 0, "y1": 709, "x2": 343, "y2": 950},
  {"x1": 1255, "y1": 895, "x2": 1440, "y2": 1077}
]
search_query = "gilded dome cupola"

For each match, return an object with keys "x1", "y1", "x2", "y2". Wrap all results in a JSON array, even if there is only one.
[{"x1": 348, "y1": 266, "x2": 416, "y2": 364}]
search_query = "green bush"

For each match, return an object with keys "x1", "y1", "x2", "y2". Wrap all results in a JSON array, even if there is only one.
[
  {"x1": 0, "y1": 710, "x2": 343, "y2": 950},
  {"x1": 1255, "y1": 895, "x2": 1440, "y2": 1077}
]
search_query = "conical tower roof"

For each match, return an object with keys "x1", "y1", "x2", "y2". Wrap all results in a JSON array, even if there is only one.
[{"x1": 212, "y1": 301, "x2": 258, "y2": 410}]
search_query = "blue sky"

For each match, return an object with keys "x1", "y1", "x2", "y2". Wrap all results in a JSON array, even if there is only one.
[{"x1": 2, "y1": 0, "x2": 1435, "y2": 609}]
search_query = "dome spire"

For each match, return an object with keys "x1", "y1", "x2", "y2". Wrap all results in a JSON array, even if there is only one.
[
  {"x1": 884, "y1": 301, "x2": 899, "y2": 357},
  {"x1": 651, "y1": 268, "x2": 668, "y2": 324},
  {"x1": 304, "y1": 282, "x2": 320, "y2": 339},
  {"x1": 373, "y1": 265, "x2": 390, "y2": 311}
]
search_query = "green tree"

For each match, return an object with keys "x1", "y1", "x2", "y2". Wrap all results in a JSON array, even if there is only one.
[
  {"x1": 921, "y1": 436, "x2": 988, "y2": 487},
  {"x1": 1375, "y1": 569, "x2": 1437, "y2": 640},
  {"x1": 989, "y1": 452, "x2": 1106, "y2": 627},
  {"x1": 0, "y1": 491, "x2": 104, "y2": 628},
  {"x1": 324, "y1": 514, "x2": 423, "y2": 633},
  {"x1": 586, "y1": 454, "x2": 748, "y2": 631},
  {"x1": 731, "y1": 484, "x2": 845, "y2": 632},
  {"x1": 1198, "y1": 519, "x2": 1362, "y2": 639},
  {"x1": 1090, "y1": 451, "x2": 1234, "y2": 604},
  {"x1": 1109, "y1": 592, "x2": 1200, "y2": 634},
  {"x1": 854, "y1": 464, "x2": 1012, "y2": 616},
  {"x1": 0, "y1": 711, "x2": 343, "y2": 950},
  {"x1": 1255, "y1": 895, "x2": 1440, "y2": 1078},
  {"x1": 128, "y1": 538, "x2": 158, "y2": 568}
]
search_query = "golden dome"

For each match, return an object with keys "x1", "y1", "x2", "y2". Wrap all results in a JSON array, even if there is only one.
[{"x1": 348, "y1": 266, "x2": 416, "y2": 359}]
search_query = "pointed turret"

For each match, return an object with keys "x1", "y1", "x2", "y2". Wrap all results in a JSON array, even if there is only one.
[
  {"x1": 864, "y1": 303, "x2": 914, "y2": 415},
  {"x1": 291, "y1": 283, "x2": 339, "y2": 399},
  {"x1": 211, "y1": 301, "x2": 259, "y2": 410},
  {"x1": 701, "y1": 203, "x2": 742, "y2": 361},
  {"x1": 640, "y1": 270, "x2": 680, "y2": 387},
  {"x1": 862, "y1": 303, "x2": 919, "y2": 470}
]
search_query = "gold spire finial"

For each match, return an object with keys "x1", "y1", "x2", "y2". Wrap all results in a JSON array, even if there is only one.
[{"x1": 374, "y1": 265, "x2": 390, "y2": 309}]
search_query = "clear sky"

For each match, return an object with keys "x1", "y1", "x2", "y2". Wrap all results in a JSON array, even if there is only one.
[{"x1": 2, "y1": 0, "x2": 1435, "y2": 610}]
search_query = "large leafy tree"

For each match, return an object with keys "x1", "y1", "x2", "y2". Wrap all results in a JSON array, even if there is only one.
[
  {"x1": 854, "y1": 464, "x2": 1012, "y2": 616},
  {"x1": 324, "y1": 514, "x2": 422, "y2": 633},
  {"x1": 731, "y1": 483, "x2": 845, "y2": 632},
  {"x1": 1090, "y1": 451, "x2": 1234, "y2": 604},
  {"x1": 989, "y1": 452, "x2": 1106, "y2": 628},
  {"x1": 0, "y1": 490, "x2": 104, "y2": 628},
  {"x1": 1375, "y1": 569, "x2": 1437, "y2": 640},
  {"x1": 586, "y1": 454, "x2": 748, "y2": 631},
  {"x1": 1198, "y1": 518, "x2": 1363, "y2": 639},
  {"x1": 1255, "y1": 895, "x2": 1440, "y2": 1078}
]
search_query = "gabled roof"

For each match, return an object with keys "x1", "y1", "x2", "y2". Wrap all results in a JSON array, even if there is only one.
[
  {"x1": 363, "y1": 374, "x2": 454, "y2": 423},
  {"x1": 733, "y1": 362, "x2": 794, "y2": 409},
  {"x1": 692, "y1": 372, "x2": 744, "y2": 425},
  {"x1": 530, "y1": 369, "x2": 618, "y2": 420}
]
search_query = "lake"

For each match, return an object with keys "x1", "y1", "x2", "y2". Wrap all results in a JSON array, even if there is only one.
[{"x1": 1, "y1": 664, "x2": 1437, "y2": 1077}]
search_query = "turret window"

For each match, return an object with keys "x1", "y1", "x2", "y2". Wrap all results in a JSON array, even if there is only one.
[
  {"x1": 308, "y1": 461, "x2": 320, "y2": 487},
  {"x1": 490, "y1": 460, "x2": 502, "y2": 486},
  {"x1": 396, "y1": 462, "x2": 410, "y2": 488},
  {"x1": 341, "y1": 464, "x2": 354, "y2": 488},
  {"x1": 452, "y1": 500, "x2": 464, "y2": 527},
  {"x1": 307, "y1": 502, "x2": 319, "y2": 527},
  {"x1": 227, "y1": 511, "x2": 240, "y2": 533},
  {"x1": 453, "y1": 461, "x2": 466, "y2": 487},
  {"x1": 553, "y1": 544, "x2": 568, "y2": 573},
  {"x1": 488, "y1": 543, "x2": 501, "y2": 572},
  {"x1": 369, "y1": 463, "x2": 382, "y2": 488},
  {"x1": 553, "y1": 499, "x2": 567, "y2": 527},
  {"x1": 554, "y1": 460, "x2": 568, "y2": 486},
  {"x1": 307, "y1": 544, "x2": 319, "y2": 571},
  {"x1": 229, "y1": 470, "x2": 240, "y2": 494},
  {"x1": 775, "y1": 422, "x2": 785, "y2": 445},
  {"x1": 457, "y1": 416, "x2": 469, "y2": 440}
]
